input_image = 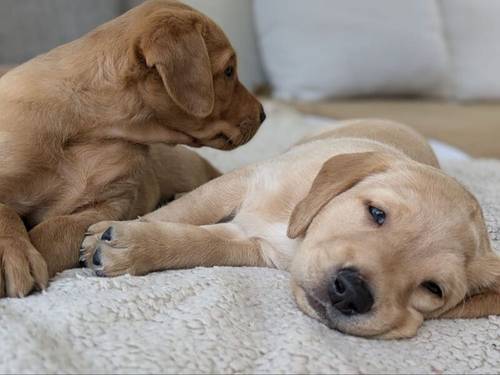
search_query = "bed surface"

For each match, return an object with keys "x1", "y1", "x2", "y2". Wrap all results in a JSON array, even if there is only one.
[{"x1": 1, "y1": 102, "x2": 499, "y2": 374}]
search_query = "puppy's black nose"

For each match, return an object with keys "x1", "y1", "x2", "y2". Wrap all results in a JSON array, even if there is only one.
[
  {"x1": 259, "y1": 106, "x2": 266, "y2": 124},
  {"x1": 328, "y1": 268, "x2": 374, "y2": 315}
]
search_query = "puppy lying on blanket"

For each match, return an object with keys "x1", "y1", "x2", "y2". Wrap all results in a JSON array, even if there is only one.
[
  {"x1": 0, "y1": 0, "x2": 264, "y2": 297},
  {"x1": 81, "y1": 120, "x2": 500, "y2": 339}
]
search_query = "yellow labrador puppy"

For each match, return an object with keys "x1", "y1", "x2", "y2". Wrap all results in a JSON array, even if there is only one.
[{"x1": 81, "y1": 120, "x2": 500, "y2": 339}]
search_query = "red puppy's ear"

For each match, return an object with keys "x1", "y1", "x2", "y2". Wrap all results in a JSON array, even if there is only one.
[
  {"x1": 140, "y1": 10, "x2": 214, "y2": 118},
  {"x1": 287, "y1": 152, "x2": 391, "y2": 239}
]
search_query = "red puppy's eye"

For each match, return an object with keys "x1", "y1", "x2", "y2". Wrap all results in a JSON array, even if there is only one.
[{"x1": 224, "y1": 66, "x2": 234, "y2": 78}]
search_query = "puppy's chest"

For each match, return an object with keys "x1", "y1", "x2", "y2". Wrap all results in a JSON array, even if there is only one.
[
  {"x1": 29, "y1": 142, "x2": 151, "y2": 223},
  {"x1": 234, "y1": 213, "x2": 299, "y2": 270},
  {"x1": 61, "y1": 143, "x2": 140, "y2": 183},
  {"x1": 231, "y1": 167, "x2": 309, "y2": 269}
]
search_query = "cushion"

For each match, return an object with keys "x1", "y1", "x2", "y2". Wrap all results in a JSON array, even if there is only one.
[
  {"x1": 253, "y1": 0, "x2": 449, "y2": 100},
  {"x1": 440, "y1": 0, "x2": 500, "y2": 100}
]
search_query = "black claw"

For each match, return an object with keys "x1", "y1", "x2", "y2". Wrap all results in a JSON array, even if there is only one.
[
  {"x1": 95, "y1": 270, "x2": 106, "y2": 277},
  {"x1": 101, "y1": 227, "x2": 113, "y2": 241},
  {"x1": 93, "y1": 248, "x2": 102, "y2": 266},
  {"x1": 79, "y1": 246, "x2": 87, "y2": 267}
]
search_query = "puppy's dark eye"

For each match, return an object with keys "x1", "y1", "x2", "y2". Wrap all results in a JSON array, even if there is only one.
[
  {"x1": 224, "y1": 66, "x2": 234, "y2": 78},
  {"x1": 422, "y1": 281, "x2": 443, "y2": 298},
  {"x1": 368, "y1": 206, "x2": 385, "y2": 226}
]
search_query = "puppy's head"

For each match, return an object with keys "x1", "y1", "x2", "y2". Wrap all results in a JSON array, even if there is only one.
[
  {"x1": 288, "y1": 152, "x2": 499, "y2": 339},
  {"x1": 131, "y1": 1, "x2": 265, "y2": 150}
]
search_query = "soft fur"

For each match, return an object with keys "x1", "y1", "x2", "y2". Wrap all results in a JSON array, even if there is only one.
[
  {"x1": 0, "y1": 0, "x2": 264, "y2": 297},
  {"x1": 81, "y1": 119, "x2": 499, "y2": 339}
]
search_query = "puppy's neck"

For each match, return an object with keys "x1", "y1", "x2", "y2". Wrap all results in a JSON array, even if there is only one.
[{"x1": 100, "y1": 120, "x2": 198, "y2": 146}]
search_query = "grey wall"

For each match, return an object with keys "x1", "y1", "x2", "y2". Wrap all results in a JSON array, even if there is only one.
[
  {"x1": 0, "y1": 0, "x2": 265, "y2": 90},
  {"x1": 0, "y1": 0, "x2": 122, "y2": 64}
]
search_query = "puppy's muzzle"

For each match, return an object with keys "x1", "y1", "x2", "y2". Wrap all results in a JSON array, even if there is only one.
[{"x1": 328, "y1": 268, "x2": 374, "y2": 315}]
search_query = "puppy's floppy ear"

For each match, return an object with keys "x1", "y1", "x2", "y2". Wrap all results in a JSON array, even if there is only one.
[
  {"x1": 140, "y1": 10, "x2": 214, "y2": 118},
  {"x1": 441, "y1": 253, "x2": 500, "y2": 319},
  {"x1": 288, "y1": 152, "x2": 391, "y2": 239}
]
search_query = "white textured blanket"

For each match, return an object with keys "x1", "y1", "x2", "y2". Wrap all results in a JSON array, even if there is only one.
[{"x1": 1, "y1": 104, "x2": 499, "y2": 374}]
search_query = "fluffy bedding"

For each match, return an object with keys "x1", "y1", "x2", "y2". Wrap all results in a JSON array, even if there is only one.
[{"x1": 1, "y1": 103, "x2": 499, "y2": 374}]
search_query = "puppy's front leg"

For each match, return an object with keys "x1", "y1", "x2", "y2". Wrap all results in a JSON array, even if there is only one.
[
  {"x1": 142, "y1": 169, "x2": 251, "y2": 225},
  {"x1": 80, "y1": 221, "x2": 267, "y2": 277},
  {"x1": 0, "y1": 203, "x2": 48, "y2": 297},
  {"x1": 85, "y1": 168, "x2": 251, "y2": 240}
]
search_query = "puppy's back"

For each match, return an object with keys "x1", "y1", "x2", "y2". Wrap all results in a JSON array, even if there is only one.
[{"x1": 301, "y1": 119, "x2": 439, "y2": 168}]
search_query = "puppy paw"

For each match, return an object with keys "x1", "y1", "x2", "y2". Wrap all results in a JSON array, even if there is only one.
[
  {"x1": 0, "y1": 238, "x2": 49, "y2": 298},
  {"x1": 80, "y1": 221, "x2": 145, "y2": 277}
]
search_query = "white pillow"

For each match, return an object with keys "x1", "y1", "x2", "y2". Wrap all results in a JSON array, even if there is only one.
[
  {"x1": 253, "y1": 0, "x2": 449, "y2": 100},
  {"x1": 439, "y1": 0, "x2": 500, "y2": 100}
]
